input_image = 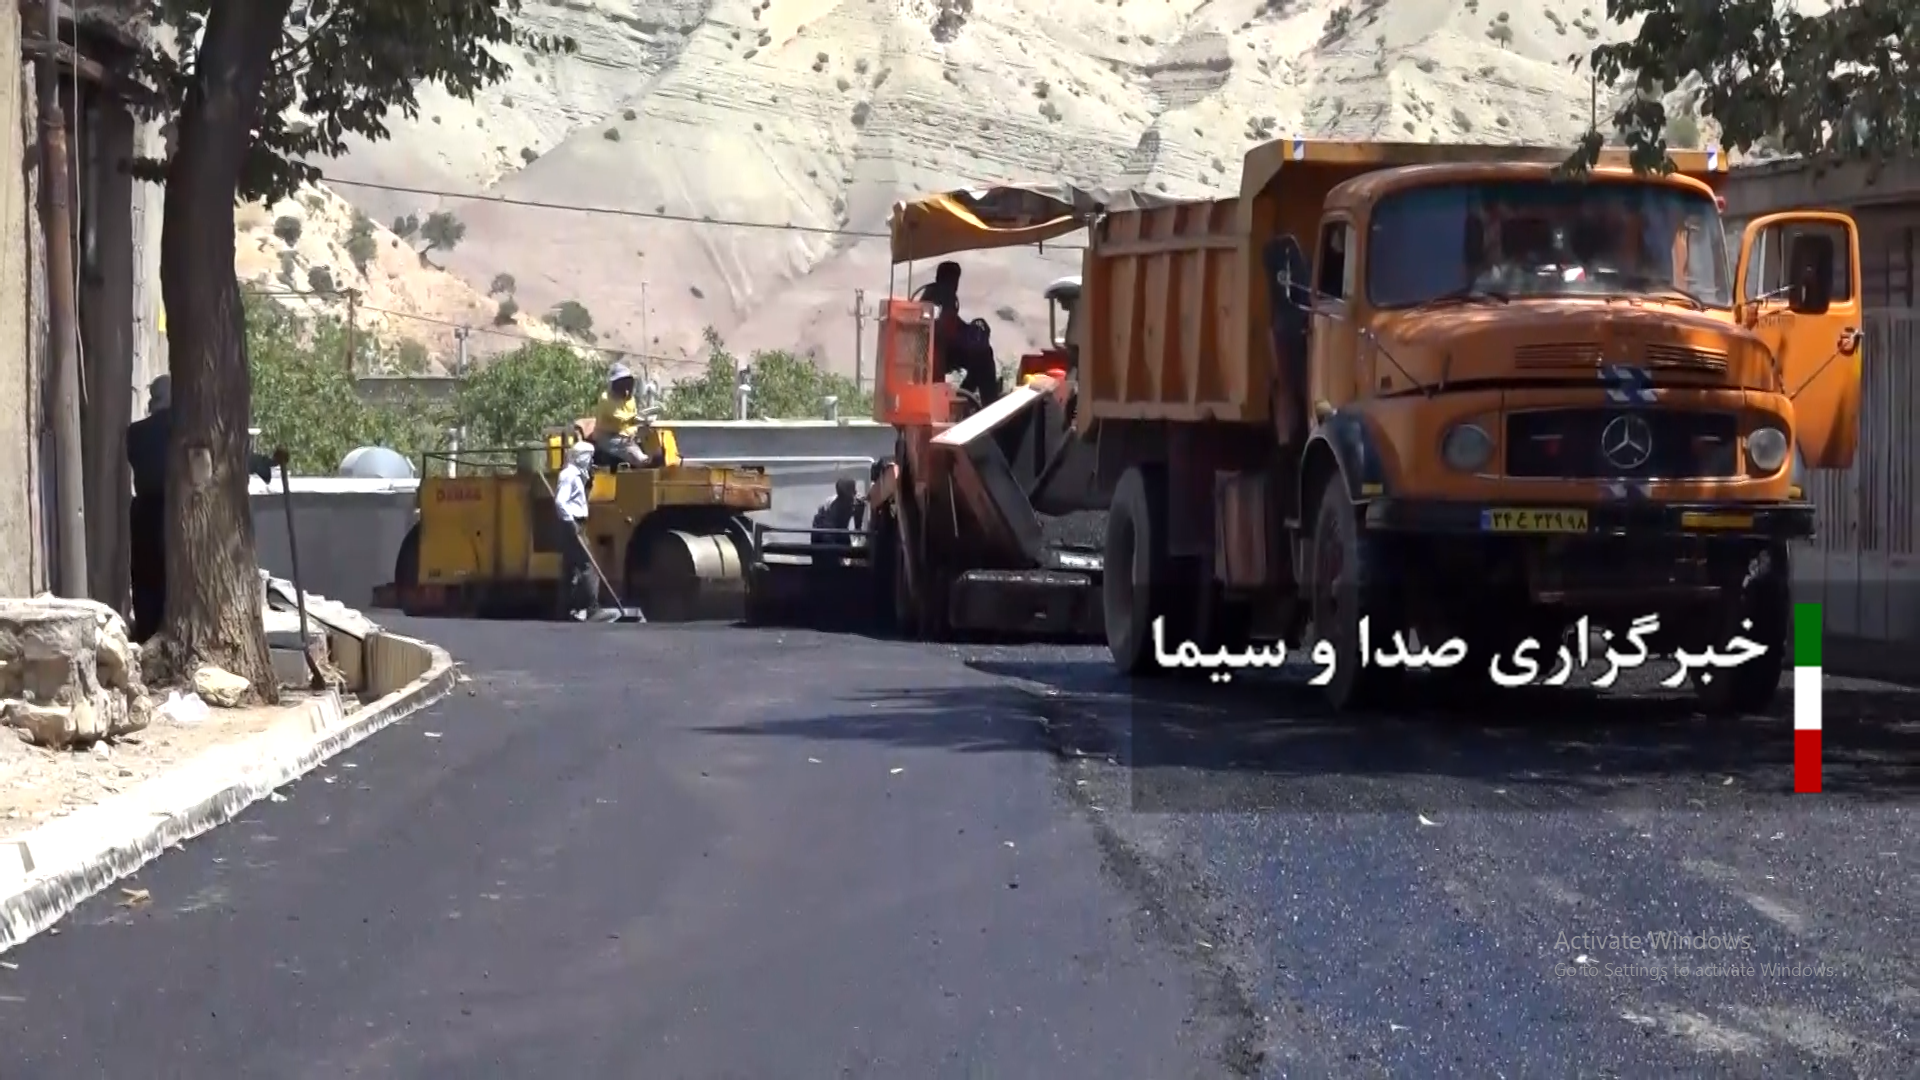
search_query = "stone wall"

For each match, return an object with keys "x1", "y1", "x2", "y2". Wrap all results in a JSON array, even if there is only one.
[{"x1": 0, "y1": 596, "x2": 149, "y2": 749}]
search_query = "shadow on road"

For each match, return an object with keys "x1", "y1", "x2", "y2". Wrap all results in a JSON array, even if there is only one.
[{"x1": 961, "y1": 658, "x2": 1920, "y2": 812}]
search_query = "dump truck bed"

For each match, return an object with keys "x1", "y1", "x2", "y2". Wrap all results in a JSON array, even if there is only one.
[{"x1": 1077, "y1": 139, "x2": 1732, "y2": 436}]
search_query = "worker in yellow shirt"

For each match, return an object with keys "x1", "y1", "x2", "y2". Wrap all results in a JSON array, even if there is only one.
[{"x1": 591, "y1": 363, "x2": 677, "y2": 468}]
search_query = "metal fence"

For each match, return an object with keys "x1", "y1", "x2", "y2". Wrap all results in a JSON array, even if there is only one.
[{"x1": 1794, "y1": 310, "x2": 1920, "y2": 644}]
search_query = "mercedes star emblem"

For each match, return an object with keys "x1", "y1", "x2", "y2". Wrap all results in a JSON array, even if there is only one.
[{"x1": 1600, "y1": 414, "x2": 1654, "y2": 470}]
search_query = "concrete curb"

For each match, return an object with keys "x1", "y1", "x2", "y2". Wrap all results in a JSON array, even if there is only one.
[{"x1": 0, "y1": 634, "x2": 456, "y2": 955}]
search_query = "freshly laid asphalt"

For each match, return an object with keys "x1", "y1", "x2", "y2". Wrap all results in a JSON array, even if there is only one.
[{"x1": 2, "y1": 617, "x2": 1915, "y2": 1079}]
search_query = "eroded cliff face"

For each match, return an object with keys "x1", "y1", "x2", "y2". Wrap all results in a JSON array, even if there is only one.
[{"x1": 268, "y1": 0, "x2": 1688, "y2": 375}]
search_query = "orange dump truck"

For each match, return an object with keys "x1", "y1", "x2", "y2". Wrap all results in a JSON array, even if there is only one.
[{"x1": 1082, "y1": 139, "x2": 1860, "y2": 711}]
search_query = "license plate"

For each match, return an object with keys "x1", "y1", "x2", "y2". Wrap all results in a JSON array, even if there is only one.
[{"x1": 1480, "y1": 508, "x2": 1589, "y2": 533}]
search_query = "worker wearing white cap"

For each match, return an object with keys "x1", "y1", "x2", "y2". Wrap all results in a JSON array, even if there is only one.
[{"x1": 554, "y1": 437, "x2": 614, "y2": 621}]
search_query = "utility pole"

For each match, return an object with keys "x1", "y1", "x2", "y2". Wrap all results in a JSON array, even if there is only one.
[
  {"x1": 850, "y1": 288, "x2": 866, "y2": 393},
  {"x1": 41, "y1": 3, "x2": 88, "y2": 597},
  {"x1": 343, "y1": 288, "x2": 360, "y2": 375},
  {"x1": 449, "y1": 327, "x2": 469, "y2": 478}
]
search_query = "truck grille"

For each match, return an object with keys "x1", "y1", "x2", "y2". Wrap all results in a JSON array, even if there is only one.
[
  {"x1": 1505, "y1": 409, "x2": 1739, "y2": 479},
  {"x1": 1513, "y1": 341, "x2": 1729, "y2": 375}
]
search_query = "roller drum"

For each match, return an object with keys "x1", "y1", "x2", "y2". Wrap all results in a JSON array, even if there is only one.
[{"x1": 642, "y1": 529, "x2": 746, "y2": 622}]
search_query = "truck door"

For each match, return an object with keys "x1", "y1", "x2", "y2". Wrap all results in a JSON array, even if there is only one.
[
  {"x1": 1309, "y1": 217, "x2": 1358, "y2": 410},
  {"x1": 1734, "y1": 212, "x2": 1862, "y2": 469}
]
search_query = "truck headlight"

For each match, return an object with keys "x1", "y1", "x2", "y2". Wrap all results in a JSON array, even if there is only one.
[
  {"x1": 1746, "y1": 427, "x2": 1789, "y2": 473},
  {"x1": 1441, "y1": 423, "x2": 1493, "y2": 473}
]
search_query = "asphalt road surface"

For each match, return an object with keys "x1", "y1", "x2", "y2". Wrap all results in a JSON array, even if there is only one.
[{"x1": 2, "y1": 619, "x2": 1915, "y2": 1079}]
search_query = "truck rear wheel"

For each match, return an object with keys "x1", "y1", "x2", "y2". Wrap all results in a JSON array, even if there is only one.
[
  {"x1": 1308, "y1": 473, "x2": 1405, "y2": 711},
  {"x1": 1104, "y1": 465, "x2": 1188, "y2": 675}
]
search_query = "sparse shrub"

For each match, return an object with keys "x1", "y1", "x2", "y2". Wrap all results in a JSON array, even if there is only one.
[
  {"x1": 545, "y1": 300, "x2": 596, "y2": 341},
  {"x1": 490, "y1": 273, "x2": 516, "y2": 296},
  {"x1": 494, "y1": 298, "x2": 519, "y2": 325},
  {"x1": 1321, "y1": 7, "x2": 1352, "y2": 45},
  {"x1": 623, "y1": 108, "x2": 637, "y2": 120},
  {"x1": 836, "y1": 76, "x2": 851, "y2": 91},
  {"x1": 689, "y1": 285, "x2": 705, "y2": 299},
  {"x1": 1487, "y1": 22, "x2": 1513, "y2": 45},
  {"x1": 519, "y1": 147, "x2": 538, "y2": 163},
  {"x1": 419, "y1": 211, "x2": 465, "y2": 256},
  {"x1": 273, "y1": 215, "x2": 302, "y2": 246},
  {"x1": 307, "y1": 266, "x2": 334, "y2": 294},
  {"x1": 392, "y1": 213, "x2": 418, "y2": 237},
  {"x1": 851, "y1": 101, "x2": 872, "y2": 127},
  {"x1": 345, "y1": 212, "x2": 377, "y2": 271},
  {"x1": 1039, "y1": 100, "x2": 1062, "y2": 122},
  {"x1": 604, "y1": 127, "x2": 621, "y2": 141}
]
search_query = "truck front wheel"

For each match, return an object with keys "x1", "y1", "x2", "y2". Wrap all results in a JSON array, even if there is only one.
[{"x1": 1308, "y1": 473, "x2": 1406, "y2": 711}]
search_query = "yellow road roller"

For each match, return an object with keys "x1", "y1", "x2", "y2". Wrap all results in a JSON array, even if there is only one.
[{"x1": 377, "y1": 422, "x2": 774, "y2": 622}]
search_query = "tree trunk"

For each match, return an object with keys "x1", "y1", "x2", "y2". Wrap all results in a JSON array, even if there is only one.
[{"x1": 158, "y1": 0, "x2": 295, "y2": 700}]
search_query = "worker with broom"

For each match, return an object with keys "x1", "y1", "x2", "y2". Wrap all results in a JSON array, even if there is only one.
[{"x1": 554, "y1": 438, "x2": 620, "y2": 622}]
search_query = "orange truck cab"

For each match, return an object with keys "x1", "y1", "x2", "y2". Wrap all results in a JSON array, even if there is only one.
[
  {"x1": 1014, "y1": 276, "x2": 1081, "y2": 394},
  {"x1": 1081, "y1": 139, "x2": 1860, "y2": 714}
]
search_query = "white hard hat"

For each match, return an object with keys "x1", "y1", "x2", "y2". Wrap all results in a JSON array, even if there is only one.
[{"x1": 569, "y1": 439, "x2": 594, "y2": 463}]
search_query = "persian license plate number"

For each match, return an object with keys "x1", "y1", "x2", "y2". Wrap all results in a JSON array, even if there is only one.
[{"x1": 1480, "y1": 508, "x2": 1589, "y2": 533}]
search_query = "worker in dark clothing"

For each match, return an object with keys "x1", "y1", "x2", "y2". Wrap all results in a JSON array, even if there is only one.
[
  {"x1": 126, "y1": 377, "x2": 170, "y2": 643},
  {"x1": 810, "y1": 477, "x2": 866, "y2": 567},
  {"x1": 126, "y1": 374, "x2": 276, "y2": 643},
  {"x1": 915, "y1": 262, "x2": 1001, "y2": 405}
]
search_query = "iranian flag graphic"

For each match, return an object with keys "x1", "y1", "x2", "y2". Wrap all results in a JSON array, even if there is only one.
[{"x1": 1794, "y1": 603, "x2": 1822, "y2": 794}]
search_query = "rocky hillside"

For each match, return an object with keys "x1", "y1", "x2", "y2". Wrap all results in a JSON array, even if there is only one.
[{"x1": 249, "y1": 0, "x2": 1711, "y2": 377}]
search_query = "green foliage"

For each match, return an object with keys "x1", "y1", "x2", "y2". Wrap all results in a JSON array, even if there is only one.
[
  {"x1": 396, "y1": 338, "x2": 432, "y2": 373},
  {"x1": 345, "y1": 211, "x2": 378, "y2": 271},
  {"x1": 494, "y1": 296, "x2": 519, "y2": 324},
  {"x1": 306, "y1": 265, "x2": 334, "y2": 293},
  {"x1": 273, "y1": 214, "x2": 302, "y2": 245},
  {"x1": 420, "y1": 210, "x2": 466, "y2": 253},
  {"x1": 132, "y1": 2, "x2": 577, "y2": 205},
  {"x1": 660, "y1": 327, "x2": 873, "y2": 420},
  {"x1": 545, "y1": 299, "x2": 596, "y2": 341},
  {"x1": 452, "y1": 341, "x2": 603, "y2": 449},
  {"x1": 489, "y1": 272, "x2": 516, "y2": 296},
  {"x1": 245, "y1": 293, "x2": 446, "y2": 475},
  {"x1": 1572, "y1": 0, "x2": 1916, "y2": 175}
]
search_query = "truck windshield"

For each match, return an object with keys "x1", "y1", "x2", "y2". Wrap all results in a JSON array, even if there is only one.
[{"x1": 1366, "y1": 179, "x2": 1731, "y2": 309}]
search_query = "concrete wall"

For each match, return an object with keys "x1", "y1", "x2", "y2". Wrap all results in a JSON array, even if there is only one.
[
  {"x1": 250, "y1": 421, "x2": 899, "y2": 607},
  {"x1": 0, "y1": 0, "x2": 36, "y2": 596}
]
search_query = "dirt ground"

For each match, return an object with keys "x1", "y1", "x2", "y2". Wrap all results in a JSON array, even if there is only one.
[{"x1": 0, "y1": 694, "x2": 332, "y2": 844}]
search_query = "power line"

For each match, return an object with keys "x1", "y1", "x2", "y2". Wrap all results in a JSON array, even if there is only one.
[{"x1": 315, "y1": 173, "x2": 1092, "y2": 250}]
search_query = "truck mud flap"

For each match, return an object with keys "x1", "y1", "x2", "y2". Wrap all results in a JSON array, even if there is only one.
[{"x1": 947, "y1": 569, "x2": 1102, "y2": 641}]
